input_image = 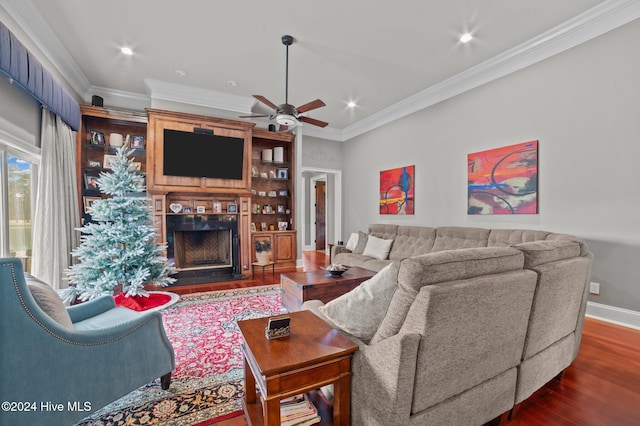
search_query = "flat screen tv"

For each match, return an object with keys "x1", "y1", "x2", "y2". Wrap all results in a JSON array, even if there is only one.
[{"x1": 163, "y1": 129, "x2": 244, "y2": 180}]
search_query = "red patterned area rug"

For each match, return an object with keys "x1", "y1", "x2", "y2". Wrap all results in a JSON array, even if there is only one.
[{"x1": 76, "y1": 285, "x2": 287, "y2": 425}]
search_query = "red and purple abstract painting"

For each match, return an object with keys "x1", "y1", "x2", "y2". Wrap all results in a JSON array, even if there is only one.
[
  {"x1": 468, "y1": 141, "x2": 538, "y2": 215},
  {"x1": 380, "y1": 165, "x2": 415, "y2": 215}
]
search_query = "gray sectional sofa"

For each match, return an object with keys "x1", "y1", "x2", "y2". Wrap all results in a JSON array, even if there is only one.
[{"x1": 306, "y1": 224, "x2": 593, "y2": 425}]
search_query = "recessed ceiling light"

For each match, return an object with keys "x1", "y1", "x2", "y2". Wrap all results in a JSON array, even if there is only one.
[
  {"x1": 227, "y1": 80, "x2": 237, "y2": 87},
  {"x1": 174, "y1": 69, "x2": 187, "y2": 77},
  {"x1": 120, "y1": 46, "x2": 133, "y2": 56},
  {"x1": 459, "y1": 33, "x2": 473, "y2": 43},
  {"x1": 347, "y1": 101, "x2": 357, "y2": 108}
]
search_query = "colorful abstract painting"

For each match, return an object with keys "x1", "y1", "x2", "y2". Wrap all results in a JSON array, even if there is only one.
[
  {"x1": 468, "y1": 141, "x2": 538, "y2": 215},
  {"x1": 380, "y1": 165, "x2": 415, "y2": 215}
]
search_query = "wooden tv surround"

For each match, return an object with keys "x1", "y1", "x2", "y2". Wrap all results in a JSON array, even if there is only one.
[{"x1": 76, "y1": 106, "x2": 297, "y2": 277}]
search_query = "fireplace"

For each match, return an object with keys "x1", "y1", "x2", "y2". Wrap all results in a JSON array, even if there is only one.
[
  {"x1": 166, "y1": 215, "x2": 240, "y2": 285},
  {"x1": 173, "y1": 229, "x2": 232, "y2": 270}
]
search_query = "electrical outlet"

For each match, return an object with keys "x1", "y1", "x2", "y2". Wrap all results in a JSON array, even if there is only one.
[{"x1": 590, "y1": 282, "x2": 600, "y2": 295}]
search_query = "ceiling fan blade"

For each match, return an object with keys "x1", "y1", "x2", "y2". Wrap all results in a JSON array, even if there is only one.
[
  {"x1": 253, "y1": 95, "x2": 278, "y2": 110},
  {"x1": 238, "y1": 114, "x2": 270, "y2": 118},
  {"x1": 299, "y1": 116, "x2": 329, "y2": 128},
  {"x1": 297, "y1": 99, "x2": 326, "y2": 114}
]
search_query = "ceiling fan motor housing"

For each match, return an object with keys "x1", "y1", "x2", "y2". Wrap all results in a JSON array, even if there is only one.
[{"x1": 276, "y1": 103, "x2": 298, "y2": 126}]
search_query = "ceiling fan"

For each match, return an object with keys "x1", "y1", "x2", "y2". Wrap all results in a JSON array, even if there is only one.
[{"x1": 240, "y1": 35, "x2": 328, "y2": 131}]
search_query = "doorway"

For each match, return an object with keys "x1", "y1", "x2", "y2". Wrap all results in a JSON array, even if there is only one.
[
  {"x1": 301, "y1": 168, "x2": 341, "y2": 254},
  {"x1": 315, "y1": 180, "x2": 326, "y2": 250}
]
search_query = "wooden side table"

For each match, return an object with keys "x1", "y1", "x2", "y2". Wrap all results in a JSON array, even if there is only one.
[
  {"x1": 238, "y1": 310, "x2": 359, "y2": 425},
  {"x1": 252, "y1": 261, "x2": 275, "y2": 278}
]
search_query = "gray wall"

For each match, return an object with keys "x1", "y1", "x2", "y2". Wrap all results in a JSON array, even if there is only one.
[
  {"x1": 0, "y1": 75, "x2": 41, "y2": 145},
  {"x1": 301, "y1": 135, "x2": 343, "y2": 170},
  {"x1": 340, "y1": 19, "x2": 640, "y2": 313},
  {"x1": 300, "y1": 136, "x2": 343, "y2": 250}
]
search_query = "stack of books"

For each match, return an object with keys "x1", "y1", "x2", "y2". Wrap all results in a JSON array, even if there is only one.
[{"x1": 280, "y1": 393, "x2": 320, "y2": 426}]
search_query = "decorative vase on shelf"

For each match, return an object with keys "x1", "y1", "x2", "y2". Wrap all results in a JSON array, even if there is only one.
[{"x1": 109, "y1": 133, "x2": 124, "y2": 147}]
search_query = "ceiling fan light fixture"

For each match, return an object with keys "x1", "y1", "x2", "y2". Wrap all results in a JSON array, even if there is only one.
[{"x1": 275, "y1": 114, "x2": 298, "y2": 127}]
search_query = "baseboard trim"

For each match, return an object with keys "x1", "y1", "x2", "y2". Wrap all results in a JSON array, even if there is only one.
[{"x1": 586, "y1": 301, "x2": 640, "y2": 330}]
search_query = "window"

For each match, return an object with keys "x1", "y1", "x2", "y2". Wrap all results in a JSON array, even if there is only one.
[{"x1": 0, "y1": 147, "x2": 39, "y2": 273}]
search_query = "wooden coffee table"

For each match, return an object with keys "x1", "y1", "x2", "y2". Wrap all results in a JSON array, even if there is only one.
[
  {"x1": 239, "y1": 310, "x2": 359, "y2": 425},
  {"x1": 280, "y1": 266, "x2": 376, "y2": 312}
]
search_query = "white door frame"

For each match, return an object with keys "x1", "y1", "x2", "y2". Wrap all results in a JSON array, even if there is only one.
[
  {"x1": 309, "y1": 174, "x2": 326, "y2": 251},
  {"x1": 301, "y1": 167, "x2": 342, "y2": 252}
]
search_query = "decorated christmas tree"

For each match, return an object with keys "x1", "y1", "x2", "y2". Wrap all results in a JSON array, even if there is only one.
[{"x1": 63, "y1": 144, "x2": 175, "y2": 302}]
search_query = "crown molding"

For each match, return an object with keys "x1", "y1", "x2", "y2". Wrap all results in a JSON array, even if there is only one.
[
  {"x1": 0, "y1": 0, "x2": 91, "y2": 97},
  {"x1": 3, "y1": 0, "x2": 638, "y2": 141},
  {"x1": 143, "y1": 79, "x2": 256, "y2": 115},
  {"x1": 299, "y1": 123, "x2": 343, "y2": 141},
  {"x1": 85, "y1": 86, "x2": 151, "y2": 112},
  {"x1": 340, "y1": 0, "x2": 640, "y2": 142}
]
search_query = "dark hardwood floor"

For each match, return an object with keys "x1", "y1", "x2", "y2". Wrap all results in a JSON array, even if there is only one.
[{"x1": 170, "y1": 251, "x2": 640, "y2": 425}]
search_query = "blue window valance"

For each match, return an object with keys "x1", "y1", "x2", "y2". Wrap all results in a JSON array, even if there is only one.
[{"x1": 0, "y1": 21, "x2": 80, "y2": 131}]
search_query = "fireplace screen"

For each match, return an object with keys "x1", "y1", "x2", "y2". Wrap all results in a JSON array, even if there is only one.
[{"x1": 173, "y1": 229, "x2": 232, "y2": 271}]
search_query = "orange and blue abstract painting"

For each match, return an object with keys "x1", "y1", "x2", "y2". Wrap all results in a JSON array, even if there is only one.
[
  {"x1": 380, "y1": 165, "x2": 414, "y2": 215},
  {"x1": 468, "y1": 141, "x2": 538, "y2": 215}
]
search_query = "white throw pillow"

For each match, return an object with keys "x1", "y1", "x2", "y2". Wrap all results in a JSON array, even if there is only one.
[
  {"x1": 319, "y1": 263, "x2": 399, "y2": 342},
  {"x1": 26, "y1": 276, "x2": 74, "y2": 330},
  {"x1": 345, "y1": 232, "x2": 359, "y2": 251},
  {"x1": 362, "y1": 235, "x2": 394, "y2": 260}
]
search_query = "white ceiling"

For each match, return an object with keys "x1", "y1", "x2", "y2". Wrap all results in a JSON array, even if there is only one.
[{"x1": 4, "y1": 0, "x2": 639, "y2": 139}]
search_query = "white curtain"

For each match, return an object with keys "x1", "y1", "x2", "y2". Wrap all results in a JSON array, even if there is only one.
[{"x1": 31, "y1": 110, "x2": 80, "y2": 289}]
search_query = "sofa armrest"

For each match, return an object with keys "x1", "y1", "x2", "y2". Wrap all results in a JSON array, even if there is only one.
[
  {"x1": 351, "y1": 333, "x2": 420, "y2": 426},
  {"x1": 331, "y1": 244, "x2": 351, "y2": 259},
  {"x1": 66, "y1": 295, "x2": 116, "y2": 323}
]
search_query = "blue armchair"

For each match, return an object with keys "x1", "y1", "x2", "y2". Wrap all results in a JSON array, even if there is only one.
[{"x1": 0, "y1": 258, "x2": 175, "y2": 426}]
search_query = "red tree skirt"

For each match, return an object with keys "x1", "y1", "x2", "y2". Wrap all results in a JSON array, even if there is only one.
[{"x1": 114, "y1": 291, "x2": 176, "y2": 311}]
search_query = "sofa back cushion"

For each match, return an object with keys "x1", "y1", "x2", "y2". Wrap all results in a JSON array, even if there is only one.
[
  {"x1": 353, "y1": 231, "x2": 369, "y2": 254},
  {"x1": 368, "y1": 223, "x2": 398, "y2": 240},
  {"x1": 545, "y1": 232, "x2": 590, "y2": 256},
  {"x1": 406, "y1": 269, "x2": 537, "y2": 413},
  {"x1": 370, "y1": 247, "x2": 525, "y2": 344},
  {"x1": 388, "y1": 226, "x2": 436, "y2": 261},
  {"x1": 487, "y1": 229, "x2": 551, "y2": 247},
  {"x1": 515, "y1": 241, "x2": 591, "y2": 359},
  {"x1": 515, "y1": 240, "x2": 581, "y2": 268},
  {"x1": 431, "y1": 226, "x2": 490, "y2": 252}
]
